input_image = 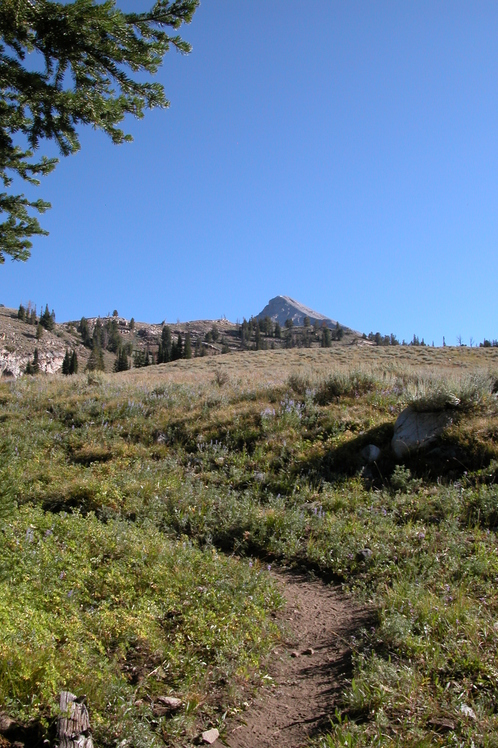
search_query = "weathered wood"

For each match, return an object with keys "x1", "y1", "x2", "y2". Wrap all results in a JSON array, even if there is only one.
[{"x1": 57, "y1": 692, "x2": 93, "y2": 748}]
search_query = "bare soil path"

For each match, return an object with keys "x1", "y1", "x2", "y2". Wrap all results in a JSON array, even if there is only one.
[{"x1": 225, "y1": 570, "x2": 372, "y2": 748}]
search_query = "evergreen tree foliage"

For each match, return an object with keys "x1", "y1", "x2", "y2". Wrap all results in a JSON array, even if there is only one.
[
  {"x1": 274, "y1": 321, "x2": 281, "y2": 339},
  {"x1": 239, "y1": 318, "x2": 251, "y2": 347},
  {"x1": 40, "y1": 304, "x2": 55, "y2": 331},
  {"x1": 262, "y1": 316, "x2": 273, "y2": 337},
  {"x1": 321, "y1": 327, "x2": 331, "y2": 348},
  {"x1": 0, "y1": 0, "x2": 199, "y2": 263},
  {"x1": 36, "y1": 322, "x2": 43, "y2": 340},
  {"x1": 171, "y1": 333, "x2": 183, "y2": 361},
  {"x1": 78, "y1": 317, "x2": 92, "y2": 347},
  {"x1": 133, "y1": 348, "x2": 151, "y2": 368},
  {"x1": 25, "y1": 347, "x2": 40, "y2": 375},
  {"x1": 62, "y1": 349, "x2": 71, "y2": 375},
  {"x1": 92, "y1": 319, "x2": 105, "y2": 350},
  {"x1": 157, "y1": 325, "x2": 172, "y2": 363},
  {"x1": 70, "y1": 350, "x2": 78, "y2": 374},
  {"x1": 104, "y1": 317, "x2": 122, "y2": 353},
  {"x1": 114, "y1": 347, "x2": 130, "y2": 372},
  {"x1": 86, "y1": 345, "x2": 105, "y2": 372},
  {"x1": 17, "y1": 303, "x2": 26, "y2": 321},
  {"x1": 184, "y1": 332, "x2": 192, "y2": 359},
  {"x1": 129, "y1": 317, "x2": 135, "y2": 331},
  {"x1": 210, "y1": 324, "x2": 219, "y2": 342}
]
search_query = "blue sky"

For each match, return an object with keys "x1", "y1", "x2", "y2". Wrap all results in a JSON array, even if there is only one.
[{"x1": 2, "y1": 0, "x2": 498, "y2": 345}]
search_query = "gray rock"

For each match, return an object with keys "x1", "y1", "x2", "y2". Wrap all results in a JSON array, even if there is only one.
[
  {"x1": 391, "y1": 407, "x2": 453, "y2": 459},
  {"x1": 156, "y1": 696, "x2": 182, "y2": 711},
  {"x1": 361, "y1": 444, "x2": 381, "y2": 462},
  {"x1": 201, "y1": 727, "x2": 219, "y2": 744},
  {"x1": 357, "y1": 548, "x2": 372, "y2": 562}
]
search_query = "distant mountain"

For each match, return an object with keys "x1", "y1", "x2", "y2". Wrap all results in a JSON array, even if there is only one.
[{"x1": 255, "y1": 295, "x2": 355, "y2": 332}]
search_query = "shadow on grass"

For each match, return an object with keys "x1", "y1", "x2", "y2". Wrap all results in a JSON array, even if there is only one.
[{"x1": 296, "y1": 421, "x2": 498, "y2": 488}]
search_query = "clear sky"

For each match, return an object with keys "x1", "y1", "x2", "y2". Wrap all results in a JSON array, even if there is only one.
[{"x1": 2, "y1": 0, "x2": 498, "y2": 345}]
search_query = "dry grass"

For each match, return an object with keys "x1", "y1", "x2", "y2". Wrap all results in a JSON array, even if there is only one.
[{"x1": 121, "y1": 345, "x2": 498, "y2": 391}]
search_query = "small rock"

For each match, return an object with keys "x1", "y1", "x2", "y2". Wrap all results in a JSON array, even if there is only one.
[
  {"x1": 361, "y1": 444, "x2": 381, "y2": 463},
  {"x1": 156, "y1": 696, "x2": 182, "y2": 711},
  {"x1": 0, "y1": 713, "x2": 16, "y2": 733},
  {"x1": 460, "y1": 704, "x2": 476, "y2": 719},
  {"x1": 357, "y1": 548, "x2": 372, "y2": 562},
  {"x1": 290, "y1": 650, "x2": 300, "y2": 658},
  {"x1": 429, "y1": 717, "x2": 455, "y2": 731},
  {"x1": 303, "y1": 647, "x2": 315, "y2": 656},
  {"x1": 201, "y1": 727, "x2": 219, "y2": 744}
]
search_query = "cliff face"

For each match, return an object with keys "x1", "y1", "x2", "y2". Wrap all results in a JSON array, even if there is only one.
[
  {"x1": 0, "y1": 306, "x2": 76, "y2": 379},
  {"x1": 255, "y1": 295, "x2": 352, "y2": 331},
  {"x1": 0, "y1": 349, "x2": 65, "y2": 379}
]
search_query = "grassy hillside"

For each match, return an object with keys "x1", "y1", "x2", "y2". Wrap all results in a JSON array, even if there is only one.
[{"x1": 1, "y1": 346, "x2": 498, "y2": 746}]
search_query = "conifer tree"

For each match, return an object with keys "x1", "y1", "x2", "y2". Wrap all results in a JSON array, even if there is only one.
[
  {"x1": 62, "y1": 349, "x2": 71, "y2": 375},
  {"x1": 0, "y1": 0, "x2": 199, "y2": 263},
  {"x1": 274, "y1": 321, "x2": 282, "y2": 339},
  {"x1": 40, "y1": 303, "x2": 54, "y2": 331},
  {"x1": 86, "y1": 345, "x2": 105, "y2": 372},
  {"x1": 18, "y1": 304, "x2": 26, "y2": 321},
  {"x1": 160, "y1": 325, "x2": 172, "y2": 363},
  {"x1": 78, "y1": 317, "x2": 92, "y2": 348},
  {"x1": 104, "y1": 317, "x2": 121, "y2": 352},
  {"x1": 321, "y1": 327, "x2": 331, "y2": 348},
  {"x1": 70, "y1": 350, "x2": 78, "y2": 374},
  {"x1": 93, "y1": 319, "x2": 105, "y2": 350},
  {"x1": 171, "y1": 333, "x2": 182, "y2": 361},
  {"x1": 32, "y1": 348, "x2": 40, "y2": 373},
  {"x1": 114, "y1": 348, "x2": 130, "y2": 372},
  {"x1": 184, "y1": 332, "x2": 192, "y2": 359},
  {"x1": 36, "y1": 323, "x2": 43, "y2": 340}
]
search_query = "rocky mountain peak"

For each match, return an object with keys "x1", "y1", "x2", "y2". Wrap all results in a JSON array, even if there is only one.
[{"x1": 255, "y1": 295, "x2": 351, "y2": 331}]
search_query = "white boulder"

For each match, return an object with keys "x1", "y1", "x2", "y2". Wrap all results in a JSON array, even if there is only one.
[{"x1": 392, "y1": 407, "x2": 453, "y2": 459}]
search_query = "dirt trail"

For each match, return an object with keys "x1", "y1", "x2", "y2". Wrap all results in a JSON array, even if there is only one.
[{"x1": 225, "y1": 570, "x2": 371, "y2": 748}]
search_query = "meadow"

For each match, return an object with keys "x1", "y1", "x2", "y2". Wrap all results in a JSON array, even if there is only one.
[{"x1": 1, "y1": 345, "x2": 498, "y2": 746}]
